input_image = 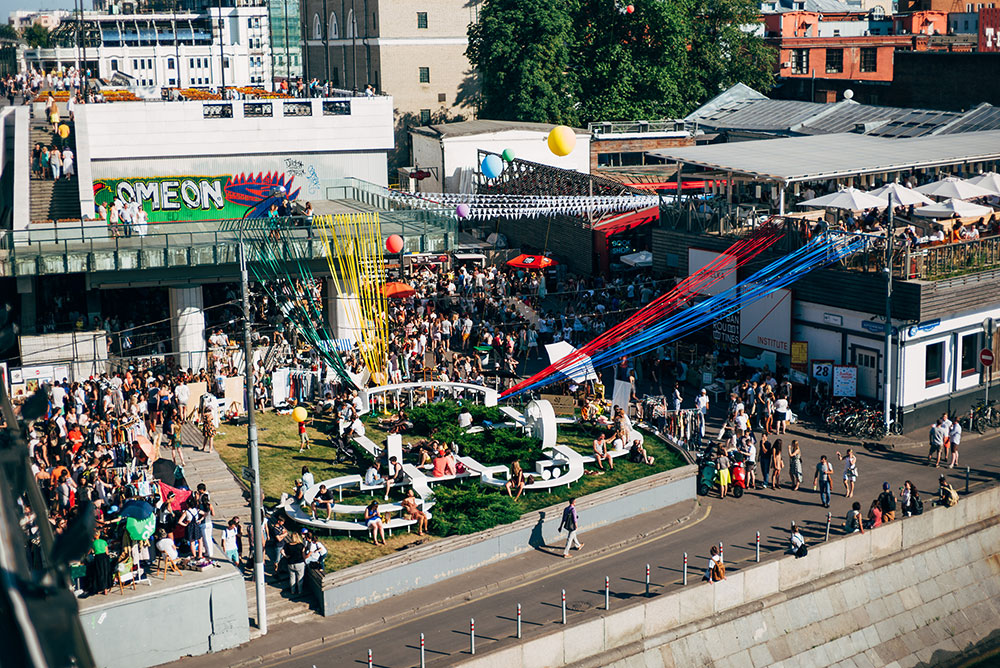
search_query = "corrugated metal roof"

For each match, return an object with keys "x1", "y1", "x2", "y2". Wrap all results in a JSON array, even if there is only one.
[
  {"x1": 648, "y1": 130, "x2": 1000, "y2": 183},
  {"x1": 866, "y1": 109, "x2": 963, "y2": 138},
  {"x1": 692, "y1": 99, "x2": 828, "y2": 132},
  {"x1": 937, "y1": 103, "x2": 1000, "y2": 135},
  {"x1": 796, "y1": 102, "x2": 910, "y2": 135}
]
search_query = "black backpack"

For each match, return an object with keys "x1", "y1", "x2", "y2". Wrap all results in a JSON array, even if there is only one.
[
  {"x1": 881, "y1": 491, "x2": 897, "y2": 512},
  {"x1": 912, "y1": 496, "x2": 924, "y2": 516}
]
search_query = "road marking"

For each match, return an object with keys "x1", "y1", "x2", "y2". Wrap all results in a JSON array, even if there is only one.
[{"x1": 264, "y1": 503, "x2": 713, "y2": 667}]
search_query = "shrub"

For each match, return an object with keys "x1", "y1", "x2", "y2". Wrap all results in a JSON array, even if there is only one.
[
  {"x1": 431, "y1": 485, "x2": 523, "y2": 536},
  {"x1": 407, "y1": 400, "x2": 505, "y2": 435}
]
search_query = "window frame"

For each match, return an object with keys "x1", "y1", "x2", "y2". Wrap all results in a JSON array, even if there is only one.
[
  {"x1": 925, "y1": 341, "x2": 945, "y2": 387},
  {"x1": 961, "y1": 333, "x2": 980, "y2": 377},
  {"x1": 418, "y1": 66, "x2": 430, "y2": 83},
  {"x1": 825, "y1": 48, "x2": 844, "y2": 74},
  {"x1": 790, "y1": 49, "x2": 809, "y2": 75},
  {"x1": 417, "y1": 12, "x2": 428, "y2": 29},
  {"x1": 859, "y1": 47, "x2": 877, "y2": 73}
]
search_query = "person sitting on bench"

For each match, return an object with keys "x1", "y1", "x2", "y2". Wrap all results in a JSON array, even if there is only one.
[{"x1": 311, "y1": 484, "x2": 335, "y2": 519}]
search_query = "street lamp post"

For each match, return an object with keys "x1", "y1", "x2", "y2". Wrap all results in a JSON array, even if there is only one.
[
  {"x1": 216, "y1": 0, "x2": 226, "y2": 98},
  {"x1": 884, "y1": 196, "x2": 893, "y2": 431},
  {"x1": 239, "y1": 240, "x2": 267, "y2": 635}
]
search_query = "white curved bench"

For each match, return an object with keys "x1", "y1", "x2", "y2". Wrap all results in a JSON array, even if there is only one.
[{"x1": 283, "y1": 476, "x2": 434, "y2": 534}]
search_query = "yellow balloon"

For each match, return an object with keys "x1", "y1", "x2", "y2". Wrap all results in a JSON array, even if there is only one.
[
  {"x1": 58, "y1": 124, "x2": 70, "y2": 139},
  {"x1": 291, "y1": 406, "x2": 308, "y2": 423},
  {"x1": 547, "y1": 125, "x2": 576, "y2": 157}
]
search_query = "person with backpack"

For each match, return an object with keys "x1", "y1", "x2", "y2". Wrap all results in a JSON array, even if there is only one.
[
  {"x1": 877, "y1": 482, "x2": 897, "y2": 522},
  {"x1": 936, "y1": 476, "x2": 959, "y2": 507},
  {"x1": 901, "y1": 480, "x2": 924, "y2": 516},
  {"x1": 704, "y1": 545, "x2": 726, "y2": 582},
  {"x1": 559, "y1": 498, "x2": 582, "y2": 558},
  {"x1": 788, "y1": 523, "x2": 808, "y2": 558}
]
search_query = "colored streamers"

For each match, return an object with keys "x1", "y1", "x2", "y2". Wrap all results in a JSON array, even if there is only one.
[
  {"x1": 504, "y1": 232, "x2": 867, "y2": 399},
  {"x1": 315, "y1": 213, "x2": 390, "y2": 385},
  {"x1": 501, "y1": 224, "x2": 785, "y2": 399}
]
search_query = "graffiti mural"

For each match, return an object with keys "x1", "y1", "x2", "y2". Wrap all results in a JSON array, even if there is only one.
[{"x1": 92, "y1": 172, "x2": 302, "y2": 221}]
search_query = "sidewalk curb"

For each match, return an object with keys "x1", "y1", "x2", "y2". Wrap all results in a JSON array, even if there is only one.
[{"x1": 232, "y1": 499, "x2": 704, "y2": 666}]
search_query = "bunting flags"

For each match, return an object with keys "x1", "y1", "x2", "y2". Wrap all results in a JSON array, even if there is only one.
[{"x1": 391, "y1": 192, "x2": 661, "y2": 220}]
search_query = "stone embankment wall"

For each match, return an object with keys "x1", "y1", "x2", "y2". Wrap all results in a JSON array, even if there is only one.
[{"x1": 457, "y1": 485, "x2": 1000, "y2": 668}]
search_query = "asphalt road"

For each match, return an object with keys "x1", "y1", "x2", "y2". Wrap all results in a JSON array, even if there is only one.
[{"x1": 170, "y1": 419, "x2": 1000, "y2": 668}]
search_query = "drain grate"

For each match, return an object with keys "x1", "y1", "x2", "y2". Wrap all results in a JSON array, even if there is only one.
[{"x1": 567, "y1": 600, "x2": 593, "y2": 612}]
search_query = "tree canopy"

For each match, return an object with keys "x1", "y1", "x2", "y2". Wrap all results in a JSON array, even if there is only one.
[
  {"x1": 466, "y1": 0, "x2": 775, "y2": 124},
  {"x1": 22, "y1": 25, "x2": 51, "y2": 48}
]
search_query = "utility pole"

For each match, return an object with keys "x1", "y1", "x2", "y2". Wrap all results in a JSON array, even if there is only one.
[
  {"x1": 216, "y1": 0, "x2": 226, "y2": 98},
  {"x1": 883, "y1": 196, "x2": 893, "y2": 432},
  {"x1": 239, "y1": 240, "x2": 267, "y2": 636}
]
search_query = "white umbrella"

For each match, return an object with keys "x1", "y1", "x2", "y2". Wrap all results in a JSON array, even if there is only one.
[
  {"x1": 912, "y1": 198, "x2": 993, "y2": 219},
  {"x1": 915, "y1": 177, "x2": 994, "y2": 200},
  {"x1": 867, "y1": 182, "x2": 934, "y2": 207},
  {"x1": 798, "y1": 187, "x2": 885, "y2": 211},
  {"x1": 965, "y1": 172, "x2": 1000, "y2": 196},
  {"x1": 620, "y1": 250, "x2": 653, "y2": 267}
]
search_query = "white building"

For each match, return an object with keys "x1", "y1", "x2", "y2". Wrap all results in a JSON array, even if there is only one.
[
  {"x1": 22, "y1": 7, "x2": 271, "y2": 89},
  {"x1": 408, "y1": 120, "x2": 591, "y2": 193},
  {"x1": 8, "y1": 10, "x2": 72, "y2": 31}
]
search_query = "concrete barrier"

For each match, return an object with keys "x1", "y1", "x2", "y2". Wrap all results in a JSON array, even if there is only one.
[
  {"x1": 78, "y1": 567, "x2": 249, "y2": 668},
  {"x1": 311, "y1": 465, "x2": 696, "y2": 616},
  {"x1": 454, "y1": 484, "x2": 1000, "y2": 668}
]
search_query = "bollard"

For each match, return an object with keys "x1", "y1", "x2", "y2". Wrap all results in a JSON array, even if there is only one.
[
  {"x1": 367, "y1": 649, "x2": 372, "y2": 668},
  {"x1": 966, "y1": 466, "x2": 970, "y2": 494},
  {"x1": 420, "y1": 633, "x2": 425, "y2": 668},
  {"x1": 470, "y1": 618, "x2": 475, "y2": 655},
  {"x1": 561, "y1": 589, "x2": 567, "y2": 624},
  {"x1": 605, "y1": 576, "x2": 610, "y2": 610},
  {"x1": 756, "y1": 531, "x2": 760, "y2": 562},
  {"x1": 645, "y1": 563, "x2": 650, "y2": 596},
  {"x1": 825, "y1": 512, "x2": 832, "y2": 542},
  {"x1": 683, "y1": 552, "x2": 688, "y2": 586},
  {"x1": 719, "y1": 542, "x2": 724, "y2": 562},
  {"x1": 517, "y1": 603, "x2": 522, "y2": 639}
]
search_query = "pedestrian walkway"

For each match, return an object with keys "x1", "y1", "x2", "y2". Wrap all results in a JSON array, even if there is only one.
[{"x1": 178, "y1": 422, "x2": 319, "y2": 636}]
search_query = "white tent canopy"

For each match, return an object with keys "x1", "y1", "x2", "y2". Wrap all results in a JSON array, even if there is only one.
[
  {"x1": 620, "y1": 250, "x2": 653, "y2": 267},
  {"x1": 913, "y1": 198, "x2": 994, "y2": 219},
  {"x1": 867, "y1": 182, "x2": 934, "y2": 207},
  {"x1": 798, "y1": 187, "x2": 885, "y2": 211},
  {"x1": 544, "y1": 341, "x2": 599, "y2": 384},
  {"x1": 965, "y1": 172, "x2": 1000, "y2": 196},
  {"x1": 915, "y1": 176, "x2": 995, "y2": 200}
]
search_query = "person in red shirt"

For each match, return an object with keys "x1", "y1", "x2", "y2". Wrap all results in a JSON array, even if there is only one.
[{"x1": 67, "y1": 426, "x2": 84, "y2": 454}]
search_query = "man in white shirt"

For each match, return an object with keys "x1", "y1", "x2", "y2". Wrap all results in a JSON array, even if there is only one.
[
  {"x1": 458, "y1": 408, "x2": 473, "y2": 429},
  {"x1": 695, "y1": 389, "x2": 710, "y2": 438},
  {"x1": 51, "y1": 382, "x2": 67, "y2": 412}
]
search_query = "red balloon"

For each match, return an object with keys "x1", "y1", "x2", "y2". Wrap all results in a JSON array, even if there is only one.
[
  {"x1": 386, "y1": 234, "x2": 404, "y2": 254},
  {"x1": 626, "y1": 3, "x2": 634, "y2": 11}
]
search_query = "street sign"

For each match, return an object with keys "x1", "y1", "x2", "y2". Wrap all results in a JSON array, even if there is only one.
[
  {"x1": 242, "y1": 465, "x2": 253, "y2": 482},
  {"x1": 981, "y1": 348, "x2": 995, "y2": 368}
]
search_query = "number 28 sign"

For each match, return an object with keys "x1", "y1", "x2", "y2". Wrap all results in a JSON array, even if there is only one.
[{"x1": 812, "y1": 360, "x2": 834, "y2": 385}]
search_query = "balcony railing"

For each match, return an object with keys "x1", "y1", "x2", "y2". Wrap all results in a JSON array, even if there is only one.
[{"x1": 895, "y1": 234, "x2": 1000, "y2": 281}]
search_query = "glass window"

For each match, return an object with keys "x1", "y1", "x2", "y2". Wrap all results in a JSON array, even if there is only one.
[
  {"x1": 420, "y1": 108, "x2": 431, "y2": 124},
  {"x1": 111, "y1": 59, "x2": 118, "y2": 71},
  {"x1": 190, "y1": 58, "x2": 195, "y2": 68},
  {"x1": 167, "y1": 57, "x2": 175, "y2": 69},
  {"x1": 417, "y1": 12, "x2": 428, "y2": 28},
  {"x1": 314, "y1": 13, "x2": 322, "y2": 39},
  {"x1": 860, "y1": 47, "x2": 877, "y2": 72},
  {"x1": 419, "y1": 67, "x2": 430, "y2": 83},
  {"x1": 791, "y1": 49, "x2": 809, "y2": 74},
  {"x1": 961, "y1": 333, "x2": 980, "y2": 375},
  {"x1": 925, "y1": 342, "x2": 944, "y2": 386},
  {"x1": 825, "y1": 48, "x2": 843, "y2": 73}
]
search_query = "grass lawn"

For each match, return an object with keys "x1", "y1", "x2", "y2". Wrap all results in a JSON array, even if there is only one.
[{"x1": 213, "y1": 408, "x2": 684, "y2": 572}]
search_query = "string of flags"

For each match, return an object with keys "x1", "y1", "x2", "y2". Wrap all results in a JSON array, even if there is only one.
[{"x1": 390, "y1": 192, "x2": 662, "y2": 220}]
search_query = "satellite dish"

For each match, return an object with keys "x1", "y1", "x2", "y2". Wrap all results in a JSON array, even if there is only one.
[{"x1": 843, "y1": 89, "x2": 854, "y2": 100}]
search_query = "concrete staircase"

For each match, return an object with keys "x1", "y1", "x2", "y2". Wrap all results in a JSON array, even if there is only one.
[
  {"x1": 178, "y1": 422, "x2": 320, "y2": 638},
  {"x1": 29, "y1": 117, "x2": 81, "y2": 223}
]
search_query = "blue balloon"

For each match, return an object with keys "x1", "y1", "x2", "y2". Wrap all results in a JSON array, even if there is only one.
[{"x1": 481, "y1": 154, "x2": 504, "y2": 179}]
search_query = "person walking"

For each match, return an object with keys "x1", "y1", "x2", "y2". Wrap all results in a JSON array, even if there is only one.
[
  {"x1": 196, "y1": 483, "x2": 215, "y2": 559},
  {"x1": 703, "y1": 545, "x2": 725, "y2": 582},
  {"x1": 836, "y1": 448, "x2": 858, "y2": 498},
  {"x1": 814, "y1": 454, "x2": 833, "y2": 508},
  {"x1": 928, "y1": 418, "x2": 946, "y2": 467},
  {"x1": 948, "y1": 419, "x2": 962, "y2": 469},
  {"x1": 787, "y1": 439, "x2": 803, "y2": 491},
  {"x1": 559, "y1": 498, "x2": 583, "y2": 557}
]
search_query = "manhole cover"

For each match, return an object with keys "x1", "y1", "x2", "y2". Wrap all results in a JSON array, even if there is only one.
[{"x1": 567, "y1": 600, "x2": 593, "y2": 612}]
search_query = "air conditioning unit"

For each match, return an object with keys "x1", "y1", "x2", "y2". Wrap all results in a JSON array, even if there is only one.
[{"x1": 781, "y1": 61, "x2": 791, "y2": 67}]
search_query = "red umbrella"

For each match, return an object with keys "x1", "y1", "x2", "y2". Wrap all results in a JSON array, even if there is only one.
[
  {"x1": 506, "y1": 254, "x2": 558, "y2": 269},
  {"x1": 382, "y1": 281, "x2": 417, "y2": 299}
]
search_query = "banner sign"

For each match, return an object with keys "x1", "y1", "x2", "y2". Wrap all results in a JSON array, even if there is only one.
[
  {"x1": 92, "y1": 172, "x2": 301, "y2": 222},
  {"x1": 832, "y1": 365, "x2": 858, "y2": 397},
  {"x1": 791, "y1": 341, "x2": 808, "y2": 367}
]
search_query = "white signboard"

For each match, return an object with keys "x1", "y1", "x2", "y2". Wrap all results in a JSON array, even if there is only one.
[
  {"x1": 686, "y1": 249, "x2": 737, "y2": 296},
  {"x1": 740, "y1": 286, "x2": 792, "y2": 355},
  {"x1": 811, "y1": 361, "x2": 833, "y2": 384},
  {"x1": 832, "y1": 365, "x2": 858, "y2": 397}
]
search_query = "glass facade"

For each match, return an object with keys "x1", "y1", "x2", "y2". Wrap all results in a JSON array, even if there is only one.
[{"x1": 268, "y1": 0, "x2": 302, "y2": 80}]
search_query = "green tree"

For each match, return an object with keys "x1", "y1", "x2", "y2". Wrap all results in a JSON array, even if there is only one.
[
  {"x1": 0, "y1": 24, "x2": 19, "y2": 42},
  {"x1": 22, "y1": 24, "x2": 51, "y2": 48},
  {"x1": 573, "y1": 0, "x2": 695, "y2": 122},
  {"x1": 687, "y1": 0, "x2": 776, "y2": 102},
  {"x1": 466, "y1": 0, "x2": 579, "y2": 125}
]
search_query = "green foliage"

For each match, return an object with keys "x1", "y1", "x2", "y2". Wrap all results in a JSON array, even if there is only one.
[
  {"x1": 22, "y1": 24, "x2": 50, "y2": 48},
  {"x1": 466, "y1": 0, "x2": 580, "y2": 125},
  {"x1": 408, "y1": 400, "x2": 541, "y2": 465},
  {"x1": 0, "y1": 24, "x2": 19, "y2": 41},
  {"x1": 467, "y1": 0, "x2": 776, "y2": 124},
  {"x1": 407, "y1": 400, "x2": 505, "y2": 436},
  {"x1": 458, "y1": 427, "x2": 544, "y2": 466},
  {"x1": 431, "y1": 485, "x2": 523, "y2": 536}
]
